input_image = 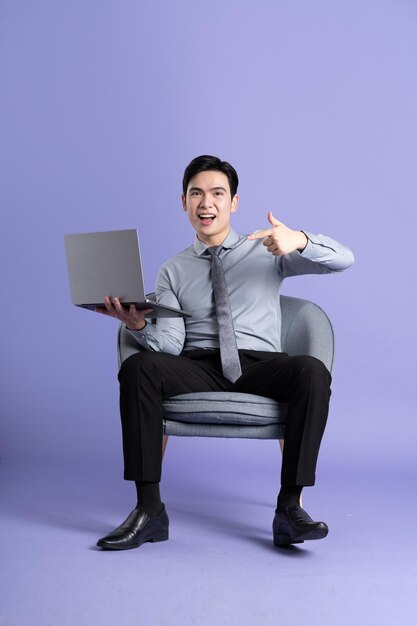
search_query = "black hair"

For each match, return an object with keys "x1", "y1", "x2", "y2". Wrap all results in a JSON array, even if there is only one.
[{"x1": 182, "y1": 155, "x2": 239, "y2": 198}]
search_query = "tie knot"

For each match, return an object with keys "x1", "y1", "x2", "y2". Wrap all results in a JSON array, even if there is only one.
[{"x1": 207, "y1": 246, "x2": 221, "y2": 257}]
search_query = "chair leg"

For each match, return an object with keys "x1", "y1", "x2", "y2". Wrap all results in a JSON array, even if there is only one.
[
  {"x1": 162, "y1": 434, "x2": 169, "y2": 459},
  {"x1": 279, "y1": 439, "x2": 302, "y2": 507}
]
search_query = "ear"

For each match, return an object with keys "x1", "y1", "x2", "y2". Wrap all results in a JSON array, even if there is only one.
[
  {"x1": 231, "y1": 194, "x2": 239, "y2": 214},
  {"x1": 181, "y1": 193, "x2": 187, "y2": 212}
]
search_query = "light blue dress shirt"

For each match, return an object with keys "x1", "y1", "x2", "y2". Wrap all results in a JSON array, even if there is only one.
[{"x1": 129, "y1": 228, "x2": 354, "y2": 354}]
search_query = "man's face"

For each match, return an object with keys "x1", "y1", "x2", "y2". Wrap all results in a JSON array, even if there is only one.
[{"x1": 182, "y1": 170, "x2": 238, "y2": 246}]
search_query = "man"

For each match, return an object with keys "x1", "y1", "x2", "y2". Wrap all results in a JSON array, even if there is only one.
[{"x1": 96, "y1": 155, "x2": 354, "y2": 550}]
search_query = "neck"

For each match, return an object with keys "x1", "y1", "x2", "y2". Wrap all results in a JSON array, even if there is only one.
[{"x1": 197, "y1": 229, "x2": 231, "y2": 247}]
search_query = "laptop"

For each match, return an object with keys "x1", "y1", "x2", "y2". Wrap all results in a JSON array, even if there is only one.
[{"x1": 64, "y1": 228, "x2": 191, "y2": 318}]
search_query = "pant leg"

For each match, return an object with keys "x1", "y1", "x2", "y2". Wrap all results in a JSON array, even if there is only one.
[
  {"x1": 233, "y1": 353, "x2": 332, "y2": 486},
  {"x1": 118, "y1": 350, "x2": 230, "y2": 482}
]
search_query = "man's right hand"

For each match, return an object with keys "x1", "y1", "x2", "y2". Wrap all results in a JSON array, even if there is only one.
[{"x1": 95, "y1": 296, "x2": 153, "y2": 331}]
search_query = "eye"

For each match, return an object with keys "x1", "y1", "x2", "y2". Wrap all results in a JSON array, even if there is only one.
[
  {"x1": 214, "y1": 191, "x2": 224, "y2": 196},
  {"x1": 190, "y1": 191, "x2": 201, "y2": 196}
]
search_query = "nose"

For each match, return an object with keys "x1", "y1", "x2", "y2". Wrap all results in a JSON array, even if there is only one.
[{"x1": 199, "y1": 194, "x2": 213, "y2": 208}]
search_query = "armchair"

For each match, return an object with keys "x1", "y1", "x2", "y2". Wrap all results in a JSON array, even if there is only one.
[{"x1": 117, "y1": 295, "x2": 334, "y2": 441}]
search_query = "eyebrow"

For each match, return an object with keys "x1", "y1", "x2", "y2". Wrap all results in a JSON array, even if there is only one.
[{"x1": 188, "y1": 186, "x2": 227, "y2": 193}]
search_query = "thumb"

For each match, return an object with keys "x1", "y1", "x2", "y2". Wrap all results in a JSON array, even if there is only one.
[{"x1": 268, "y1": 211, "x2": 281, "y2": 227}]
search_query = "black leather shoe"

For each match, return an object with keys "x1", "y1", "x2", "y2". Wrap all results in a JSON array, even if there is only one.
[
  {"x1": 273, "y1": 504, "x2": 328, "y2": 546},
  {"x1": 97, "y1": 505, "x2": 169, "y2": 550}
]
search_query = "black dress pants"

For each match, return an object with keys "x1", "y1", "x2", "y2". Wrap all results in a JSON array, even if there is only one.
[{"x1": 118, "y1": 349, "x2": 332, "y2": 486}]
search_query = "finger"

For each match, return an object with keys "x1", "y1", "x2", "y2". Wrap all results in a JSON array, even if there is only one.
[
  {"x1": 111, "y1": 297, "x2": 124, "y2": 312},
  {"x1": 247, "y1": 227, "x2": 275, "y2": 240},
  {"x1": 104, "y1": 296, "x2": 114, "y2": 313},
  {"x1": 264, "y1": 237, "x2": 279, "y2": 252},
  {"x1": 268, "y1": 211, "x2": 282, "y2": 227},
  {"x1": 267, "y1": 242, "x2": 281, "y2": 253},
  {"x1": 262, "y1": 236, "x2": 274, "y2": 247}
]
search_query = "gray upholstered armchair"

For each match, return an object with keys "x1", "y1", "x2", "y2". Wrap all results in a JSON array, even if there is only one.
[{"x1": 117, "y1": 295, "x2": 334, "y2": 441}]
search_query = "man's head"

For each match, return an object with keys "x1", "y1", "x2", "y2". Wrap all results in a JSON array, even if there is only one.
[
  {"x1": 182, "y1": 155, "x2": 239, "y2": 199},
  {"x1": 182, "y1": 155, "x2": 239, "y2": 246}
]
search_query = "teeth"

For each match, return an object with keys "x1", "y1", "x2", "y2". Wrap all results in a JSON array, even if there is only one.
[{"x1": 199, "y1": 214, "x2": 215, "y2": 218}]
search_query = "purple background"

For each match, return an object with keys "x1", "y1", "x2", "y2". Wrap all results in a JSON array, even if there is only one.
[{"x1": 1, "y1": 1, "x2": 417, "y2": 624}]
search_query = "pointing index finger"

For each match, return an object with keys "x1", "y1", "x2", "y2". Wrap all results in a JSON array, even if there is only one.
[{"x1": 247, "y1": 227, "x2": 275, "y2": 240}]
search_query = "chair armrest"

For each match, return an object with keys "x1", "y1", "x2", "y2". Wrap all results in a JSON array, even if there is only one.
[{"x1": 280, "y1": 295, "x2": 334, "y2": 372}]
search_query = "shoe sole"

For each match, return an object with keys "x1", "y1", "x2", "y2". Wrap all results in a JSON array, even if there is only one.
[
  {"x1": 97, "y1": 528, "x2": 169, "y2": 550},
  {"x1": 274, "y1": 526, "x2": 328, "y2": 546}
]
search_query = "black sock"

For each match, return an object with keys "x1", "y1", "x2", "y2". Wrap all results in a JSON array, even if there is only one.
[
  {"x1": 276, "y1": 485, "x2": 303, "y2": 512},
  {"x1": 135, "y1": 481, "x2": 163, "y2": 517}
]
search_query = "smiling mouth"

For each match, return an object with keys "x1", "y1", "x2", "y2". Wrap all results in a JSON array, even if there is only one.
[{"x1": 198, "y1": 214, "x2": 216, "y2": 224}]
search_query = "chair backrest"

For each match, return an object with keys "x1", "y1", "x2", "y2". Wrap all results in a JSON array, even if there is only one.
[{"x1": 118, "y1": 294, "x2": 334, "y2": 373}]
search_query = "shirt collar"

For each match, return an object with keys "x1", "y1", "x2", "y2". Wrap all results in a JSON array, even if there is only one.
[{"x1": 193, "y1": 228, "x2": 240, "y2": 256}]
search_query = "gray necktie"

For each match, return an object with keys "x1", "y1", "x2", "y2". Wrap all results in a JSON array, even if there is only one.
[{"x1": 207, "y1": 246, "x2": 242, "y2": 383}]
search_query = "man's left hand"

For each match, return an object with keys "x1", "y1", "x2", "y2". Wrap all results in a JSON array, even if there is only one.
[{"x1": 247, "y1": 211, "x2": 308, "y2": 256}]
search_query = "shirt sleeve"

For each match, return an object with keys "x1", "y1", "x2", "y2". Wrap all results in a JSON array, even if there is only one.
[
  {"x1": 277, "y1": 231, "x2": 355, "y2": 278},
  {"x1": 126, "y1": 265, "x2": 186, "y2": 355}
]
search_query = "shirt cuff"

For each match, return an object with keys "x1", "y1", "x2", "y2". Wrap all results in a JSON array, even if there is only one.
[
  {"x1": 298, "y1": 230, "x2": 311, "y2": 255},
  {"x1": 298, "y1": 230, "x2": 309, "y2": 253},
  {"x1": 127, "y1": 326, "x2": 156, "y2": 351}
]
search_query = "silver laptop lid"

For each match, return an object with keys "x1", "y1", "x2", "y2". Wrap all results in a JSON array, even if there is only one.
[{"x1": 64, "y1": 229, "x2": 145, "y2": 307}]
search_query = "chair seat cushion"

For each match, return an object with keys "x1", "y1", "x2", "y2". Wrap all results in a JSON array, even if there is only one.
[{"x1": 163, "y1": 392, "x2": 287, "y2": 426}]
